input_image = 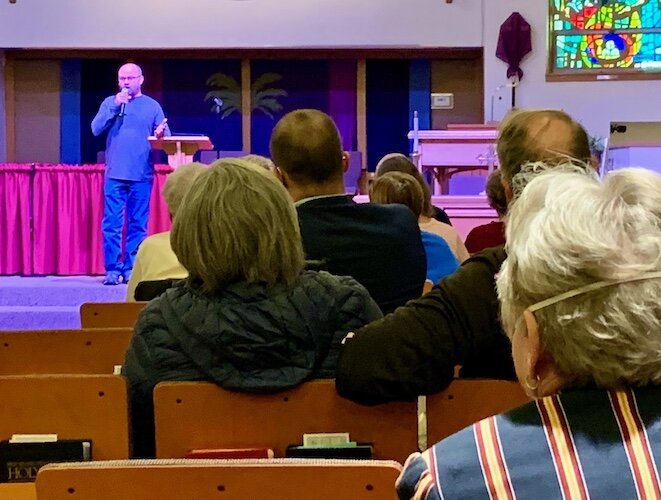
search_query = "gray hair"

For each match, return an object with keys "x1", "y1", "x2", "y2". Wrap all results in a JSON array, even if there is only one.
[
  {"x1": 242, "y1": 154, "x2": 275, "y2": 172},
  {"x1": 497, "y1": 167, "x2": 661, "y2": 388},
  {"x1": 509, "y1": 159, "x2": 597, "y2": 201},
  {"x1": 162, "y1": 162, "x2": 206, "y2": 217},
  {"x1": 171, "y1": 158, "x2": 305, "y2": 295}
]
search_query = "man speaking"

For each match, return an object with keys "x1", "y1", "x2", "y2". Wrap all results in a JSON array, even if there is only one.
[{"x1": 92, "y1": 62, "x2": 170, "y2": 285}]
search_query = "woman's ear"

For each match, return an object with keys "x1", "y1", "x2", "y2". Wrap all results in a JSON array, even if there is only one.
[{"x1": 523, "y1": 309, "x2": 565, "y2": 397}]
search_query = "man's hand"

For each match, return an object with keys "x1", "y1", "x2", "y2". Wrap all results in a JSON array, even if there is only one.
[
  {"x1": 154, "y1": 118, "x2": 168, "y2": 138},
  {"x1": 114, "y1": 89, "x2": 131, "y2": 107}
]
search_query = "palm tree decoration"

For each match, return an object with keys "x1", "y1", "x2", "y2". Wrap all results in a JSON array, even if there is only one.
[
  {"x1": 205, "y1": 73, "x2": 242, "y2": 118},
  {"x1": 205, "y1": 72, "x2": 287, "y2": 119},
  {"x1": 250, "y1": 73, "x2": 287, "y2": 118}
]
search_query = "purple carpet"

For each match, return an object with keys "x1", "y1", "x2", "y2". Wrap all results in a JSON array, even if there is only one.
[{"x1": 0, "y1": 276, "x2": 127, "y2": 330}]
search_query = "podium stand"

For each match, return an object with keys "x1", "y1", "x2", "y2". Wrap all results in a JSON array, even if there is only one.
[
  {"x1": 407, "y1": 127, "x2": 498, "y2": 194},
  {"x1": 149, "y1": 136, "x2": 214, "y2": 168}
]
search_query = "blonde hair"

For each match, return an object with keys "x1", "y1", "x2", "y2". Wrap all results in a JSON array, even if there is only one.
[
  {"x1": 497, "y1": 108, "x2": 592, "y2": 185},
  {"x1": 370, "y1": 171, "x2": 424, "y2": 218},
  {"x1": 162, "y1": 162, "x2": 206, "y2": 217},
  {"x1": 171, "y1": 158, "x2": 305, "y2": 294},
  {"x1": 497, "y1": 167, "x2": 661, "y2": 388}
]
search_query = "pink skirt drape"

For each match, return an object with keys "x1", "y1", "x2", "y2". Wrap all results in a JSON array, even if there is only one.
[{"x1": 0, "y1": 163, "x2": 173, "y2": 276}]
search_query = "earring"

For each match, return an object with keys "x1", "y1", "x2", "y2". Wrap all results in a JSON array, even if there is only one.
[{"x1": 524, "y1": 374, "x2": 540, "y2": 392}]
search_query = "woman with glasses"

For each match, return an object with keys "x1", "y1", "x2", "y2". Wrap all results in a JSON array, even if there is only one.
[{"x1": 397, "y1": 166, "x2": 661, "y2": 499}]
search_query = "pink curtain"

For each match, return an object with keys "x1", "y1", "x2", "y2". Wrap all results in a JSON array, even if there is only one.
[
  {"x1": 1, "y1": 163, "x2": 173, "y2": 276},
  {"x1": 0, "y1": 164, "x2": 34, "y2": 275}
]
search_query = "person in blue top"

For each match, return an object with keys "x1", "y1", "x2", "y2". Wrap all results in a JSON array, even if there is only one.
[
  {"x1": 369, "y1": 171, "x2": 459, "y2": 284},
  {"x1": 91, "y1": 62, "x2": 171, "y2": 285}
]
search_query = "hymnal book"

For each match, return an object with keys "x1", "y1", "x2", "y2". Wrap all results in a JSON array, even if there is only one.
[
  {"x1": 286, "y1": 444, "x2": 373, "y2": 460},
  {"x1": 0, "y1": 439, "x2": 92, "y2": 482},
  {"x1": 185, "y1": 448, "x2": 274, "y2": 459}
]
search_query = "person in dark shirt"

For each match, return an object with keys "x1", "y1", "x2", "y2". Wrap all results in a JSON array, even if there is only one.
[
  {"x1": 270, "y1": 109, "x2": 427, "y2": 314},
  {"x1": 336, "y1": 108, "x2": 594, "y2": 405}
]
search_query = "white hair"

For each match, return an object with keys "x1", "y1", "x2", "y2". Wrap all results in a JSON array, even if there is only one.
[
  {"x1": 497, "y1": 167, "x2": 661, "y2": 388},
  {"x1": 509, "y1": 158, "x2": 597, "y2": 201},
  {"x1": 162, "y1": 162, "x2": 206, "y2": 217}
]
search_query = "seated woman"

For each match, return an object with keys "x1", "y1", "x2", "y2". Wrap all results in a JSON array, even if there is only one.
[
  {"x1": 464, "y1": 168, "x2": 507, "y2": 254},
  {"x1": 126, "y1": 162, "x2": 206, "y2": 302},
  {"x1": 376, "y1": 153, "x2": 469, "y2": 262},
  {"x1": 370, "y1": 171, "x2": 459, "y2": 284},
  {"x1": 123, "y1": 159, "x2": 382, "y2": 457},
  {"x1": 397, "y1": 167, "x2": 661, "y2": 498}
]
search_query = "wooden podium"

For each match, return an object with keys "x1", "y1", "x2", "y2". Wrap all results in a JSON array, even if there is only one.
[
  {"x1": 149, "y1": 136, "x2": 214, "y2": 168},
  {"x1": 408, "y1": 127, "x2": 498, "y2": 194}
]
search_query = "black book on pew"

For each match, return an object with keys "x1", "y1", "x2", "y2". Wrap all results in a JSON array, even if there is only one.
[
  {"x1": 286, "y1": 444, "x2": 373, "y2": 460},
  {"x1": 0, "y1": 437, "x2": 92, "y2": 483}
]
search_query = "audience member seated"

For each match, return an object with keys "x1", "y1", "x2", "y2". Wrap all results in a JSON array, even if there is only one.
[
  {"x1": 397, "y1": 166, "x2": 661, "y2": 499},
  {"x1": 242, "y1": 153, "x2": 275, "y2": 172},
  {"x1": 123, "y1": 159, "x2": 382, "y2": 457},
  {"x1": 370, "y1": 172, "x2": 459, "y2": 284},
  {"x1": 270, "y1": 109, "x2": 426, "y2": 314},
  {"x1": 375, "y1": 155, "x2": 468, "y2": 262},
  {"x1": 464, "y1": 169, "x2": 507, "y2": 253},
  {"x1": 126, "y1": 162, "x2": 205, "y2": 302},
  {"x1": 335, "y1": 108, "x2": 594, "y2": 405},
  {"x1": 376, "y1": 152, "x2": 456, "y2": 229}
]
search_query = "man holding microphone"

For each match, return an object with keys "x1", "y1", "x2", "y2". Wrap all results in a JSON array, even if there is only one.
[{"x1": 92, "y1": 62, "x2": 170, "y2": 285}]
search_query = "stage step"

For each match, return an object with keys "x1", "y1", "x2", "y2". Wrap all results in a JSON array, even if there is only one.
[
  {"x1": 0, "y1": 306, "x2": 80, "y2": 330},
  {"x1": 0, "y1": 276, "x2": 128, "y2": 330}
]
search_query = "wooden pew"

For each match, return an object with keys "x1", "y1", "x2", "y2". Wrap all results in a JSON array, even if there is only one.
[
  {"x1": 0, "y1": 375, "x2": 130, "y2": 460},
  {"x1": 0, "y1": 329, "x2": 133, "y2": 375},
  {"x1": 79, "y1": 302, "x2": 146, "y2": 329},
  {"x1": 36, "y1": 459, "x2": 402, "y2": 500},
  {"x1": 425, "y1": 379, "x2": 530, "y2": 447},
  {"x1": 154, "y1": 380, "x2": 417, "y2": 464},
  {"x1": 0, "y1": 483, "x2": 36, "y2": 500}
]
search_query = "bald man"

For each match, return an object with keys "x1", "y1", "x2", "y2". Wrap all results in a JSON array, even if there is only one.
[
  {"x1": 336, "y1": 108, "x2": 594, "y2": 405},
  {"x1": 92, "y1": 63, "x2": 171, "y2": 285}
]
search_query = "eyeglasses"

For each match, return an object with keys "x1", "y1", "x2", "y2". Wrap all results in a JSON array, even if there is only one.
[{"x1": 118, "y1": 75, "x2": 141, "y2": 82}]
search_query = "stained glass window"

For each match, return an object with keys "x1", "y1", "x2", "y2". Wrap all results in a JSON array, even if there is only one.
[{"x1": 550, "y1": 1, "x2": 661, "y2": 75}]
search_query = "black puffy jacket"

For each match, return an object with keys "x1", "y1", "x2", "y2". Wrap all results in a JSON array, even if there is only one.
[{"x1": 124, "y1": 270, "x2": 382, "y2": 457}]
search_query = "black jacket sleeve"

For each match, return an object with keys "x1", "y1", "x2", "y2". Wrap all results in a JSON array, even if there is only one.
[{"x1": 335, "y1": 246, "x2": 515, "y2": 405}]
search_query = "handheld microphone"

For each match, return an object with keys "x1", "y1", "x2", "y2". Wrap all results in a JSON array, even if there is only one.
[
  {"x1": 119, "y1": 88, "x2": 129, "y2": 117},
  {"x1": 212, "y1": 97, "x2": 223, "y2": 110}
]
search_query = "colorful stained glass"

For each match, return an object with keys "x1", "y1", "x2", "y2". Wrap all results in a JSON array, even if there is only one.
[{"x1": 550, "y1": 1, "x2": 661, "y2": 72}]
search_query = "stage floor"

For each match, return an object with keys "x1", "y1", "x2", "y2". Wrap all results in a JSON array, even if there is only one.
[{"x1": 0, "y1": 276, "x2": 127, "y2": 330}]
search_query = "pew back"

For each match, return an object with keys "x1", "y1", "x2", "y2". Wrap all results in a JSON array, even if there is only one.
[
  {"x1": 0, "y1": 329, "x2": 133, "y2": 375},
  {"x1": 154, "y1": 380, "x2": 417, "y2": 464},
  {"x1": 426, "y1": 379, "x2": 530, "y2": 446},
  {"x1": 80, "y1": 302, "x2": 145, "y2": 329},
  {"x1": 36, "y1": 459, "x2": 401, "y2": 500},
  {"x1": 0, "y1": 375, "x2": 130, "y2": 460}
]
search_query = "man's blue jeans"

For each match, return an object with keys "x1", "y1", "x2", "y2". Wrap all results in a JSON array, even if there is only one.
[{"x1": 102, "y1": 177, "x2": 152, "y2": 273}]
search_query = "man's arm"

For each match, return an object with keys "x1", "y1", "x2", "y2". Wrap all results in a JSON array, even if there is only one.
[
  {"x1": 335, "y1": 246, "x2": 509, "y2": 405},
  {"x1": 153, "y1": 104, "x2": 171, "y2": 138},
  {"x1": 91, "y1": 96, "x2": 120, "y2": 137}
]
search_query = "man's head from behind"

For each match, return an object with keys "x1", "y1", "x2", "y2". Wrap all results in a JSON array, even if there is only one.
[
  {"x1": 497, "y1": 109, "x2": 592, "y2": 202},
  {"x1": 270, "y1": 109, "x2": 346, "y2": 197}
]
